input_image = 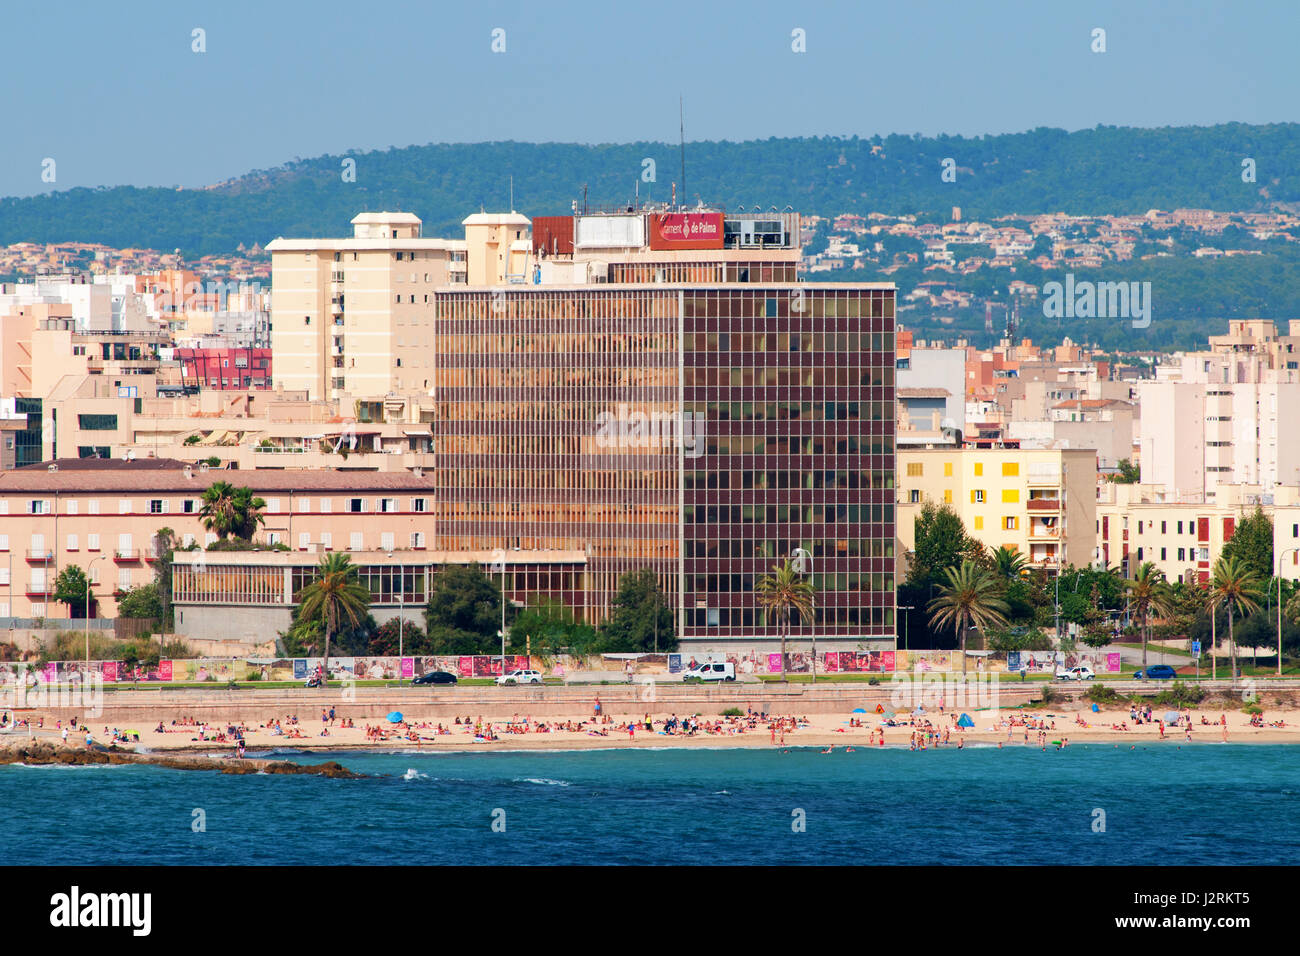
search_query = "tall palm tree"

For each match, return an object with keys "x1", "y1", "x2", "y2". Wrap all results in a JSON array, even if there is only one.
[
  {"x1": 296, "y1": 553, "x2": 371, "y2": 677},
  {"x1": 1208, "y1": 555, "x2": 1263, "y2": 682},
  {"x1": 927, "y1": 559, "x2": 1009, "y2": 675},
  {"x1": 1125, "y1": 562, "x2": 1175, "y2": 670},
  {"x1": 754, "y1": 559, "x2": 816, "y2": 681},
  {"x1": 989, "y1": 545, "x2": 1029, "y2": 579},
  {"x1": 231, "y1": 486, "x2": 268, "y2": 540}
]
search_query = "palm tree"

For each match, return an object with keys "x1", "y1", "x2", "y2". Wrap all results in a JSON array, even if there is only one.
[
  {"x1": 199, "y1": 481, "x2": 239, "y2": 539},
  {"x1": 990, "y1": 545, "x2": 1029, "y2": 579},
  {"x1": 927, "y1": 559, "x2": 1009, "y2": 675},
  {"x1": 199, "y1": 482, "x2": 267, "y2": 541},
  {"x1": 1208, "y1": 555, "x2": 1263, "y2": 682},
  {"x1": 1125, "y1": 562, "x2": 1176, "y2": 671},
  {"x1": 296, "y1": 553, "x2": 371, "y2": 678},
  {"x1": 754, "y1": 559, "x2": 816, "y2": 681}
]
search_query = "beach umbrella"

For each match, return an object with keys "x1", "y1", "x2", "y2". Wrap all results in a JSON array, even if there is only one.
[
  {"x1": 957, "y1": 713, "x2": 974, "y2": 728},
  {"x1": 386, "y1": 711, "x2": 404, "y2": 723},
  {"x1": 851, "y1": 707, "x2": 867, "y2": 714},
  {"x1": 1163, "y1": 711, "x2": 1179, "y2": 723}
]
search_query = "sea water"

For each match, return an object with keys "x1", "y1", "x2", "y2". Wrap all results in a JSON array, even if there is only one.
[{"x1": 2, "y1": 745, "x2": 1297, "y2": 865}]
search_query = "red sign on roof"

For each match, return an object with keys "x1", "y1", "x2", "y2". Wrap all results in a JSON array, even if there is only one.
[{"x1": 648, "y1": 212, "x2": 724, "y2": 250}]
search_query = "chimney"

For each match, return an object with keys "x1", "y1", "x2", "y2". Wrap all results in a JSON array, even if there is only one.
[
  {"x1": 47, "y1": 463, "x2": 58, "y2": 473},
  {"x1": 184, "y1": 464, "x2": 193, "y2": 479}
]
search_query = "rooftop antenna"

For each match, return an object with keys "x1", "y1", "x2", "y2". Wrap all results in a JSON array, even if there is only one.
[{"x1": 679, "y1": 95, "x2": 686, "y2": 211}]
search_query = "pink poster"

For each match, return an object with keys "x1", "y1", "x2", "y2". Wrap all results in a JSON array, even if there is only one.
[
  {"x1": 102, "y1": 661, "x2": 118, "y2": 682},
  {"x1": 823, "y1": 653, "x2": 841, "y2": 673},
  {"x1": 44, "y1": 663, "x2": 57, "y2": 683},
  {"x1": 882, "y1": 651, "x2": 896, "y2": 672},
  {"x1": 400, "y1": 657, "x2": 414, "y2": 679},
  {"x1": 457, "y1": 656, "x2": 474, "y2": 677},
  {"x1": 767, "y1": 653, "x2": 783, "y2": 674},
  {"x1": 157, "y1": 660, "x2": 173, "y2": 681},
  {"x1": 1106, "y1": 652, "x2": 1121, "y2": 673}
]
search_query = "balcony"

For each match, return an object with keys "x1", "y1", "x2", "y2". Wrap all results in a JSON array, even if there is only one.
[
  {"x1": 1025, "y1": 498, "x2": 1060, "y2": 512},
  {"x1": 26, "y1": 550, "x2": 54, "y2": 563},
  {"x1": 1028, "y1": 524, "x2": 1060, "y2": 540},
  {"x1": 25, "y1": 581, "x2": 53, "y2": 595},
  {"x1": 113, "y1": 549, "x2": 140, "y2": 563},
  {"x1": 144, "y1": 548, "x2": 160, "y2": 563}
]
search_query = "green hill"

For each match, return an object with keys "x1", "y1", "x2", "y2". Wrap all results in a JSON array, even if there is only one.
[{"x1": 2, "y1": 124, "x2": 1298, "y2": 257}]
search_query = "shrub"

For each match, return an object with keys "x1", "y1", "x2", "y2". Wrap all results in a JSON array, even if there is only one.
[
  {"x1": 1153, "y1": 680, "x2": 1206, "y2": 708},
  {"x1": 1039, "y1": 685, "x2": 1057, "y2": 705},
  {"x1": 719, "y1": 707, "x2": 744, "y2": 717},
  {"x1": 1085, "y1": 683, "x2": 1119, "y2": 704}
]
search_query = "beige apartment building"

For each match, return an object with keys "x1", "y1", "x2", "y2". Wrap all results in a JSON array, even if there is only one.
[
  {"x1": 0, "y1": 458, "x2": 441, "y2": 620},
  {"x1": 1097, "y1": 482, "x2": 1300, "y2": 584},
  {"x1": 896, "y1": 447, "x2": 1097, "y2": 569},
  {"x1": 266, "y1": 212, "x2": 470, "y2": 400}
]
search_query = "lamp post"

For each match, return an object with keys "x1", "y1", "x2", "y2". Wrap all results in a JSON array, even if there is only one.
[
  {"x1": 898, "y1": 605, "x2": 914, "y2": 652},
  {"x1": 1278, "y1": 548, "x2": 1299, "y2": 679},
  {"x1": 85, "y1": 555, "x2": 107, "y2": 667}
]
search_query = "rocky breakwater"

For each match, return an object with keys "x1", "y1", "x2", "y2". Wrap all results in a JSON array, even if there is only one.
[{"x1": 0, "y1": 738, "x2": 360, "y2": 778}]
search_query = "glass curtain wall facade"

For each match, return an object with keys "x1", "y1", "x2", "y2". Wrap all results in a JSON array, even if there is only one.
[{"x1": 682, "y1": 287, "x2": 896, "y2": 643}]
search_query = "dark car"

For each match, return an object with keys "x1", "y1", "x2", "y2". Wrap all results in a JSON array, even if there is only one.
[
  {"x1": 1135, "y1": 664, "x2": 1177, "y2": 680},
  {"x1": 411, "y1": 671, "x2": 458, "y2": 686}
]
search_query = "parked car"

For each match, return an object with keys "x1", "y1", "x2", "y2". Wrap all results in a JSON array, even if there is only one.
[
  {"x1": 1055, "y1": 665, "x2": 1096, "y2": 681},
  {"x1": 496, "y1": 669, "x2": 544, "y2": 685},
  {"x1": 1134, "y1": 664, "x2": 1177, "y2": 680},
  {"x1": 411, "y1": 671, "x2": 458, "y2": 686},
  {"x1": 681, "y1": 661, "x2": 736, "y2": 682}
]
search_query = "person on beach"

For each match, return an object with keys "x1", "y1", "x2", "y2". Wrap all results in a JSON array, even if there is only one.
[{"x1": 593, "y1": 696, "x2": 601, "y2": 718}]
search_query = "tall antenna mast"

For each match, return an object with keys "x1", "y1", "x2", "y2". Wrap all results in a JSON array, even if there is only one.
[{"x1": 679, "y1": 96, "x2": 686, "y2": 209}]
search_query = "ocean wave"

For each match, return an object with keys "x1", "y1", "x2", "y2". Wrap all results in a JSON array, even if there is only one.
[
  {"x1": 515, "y1": 777, "x2": 571, "y2": 787},
  {"x1": 402, "y1": 768, "x2": 429, "y2": 781}
]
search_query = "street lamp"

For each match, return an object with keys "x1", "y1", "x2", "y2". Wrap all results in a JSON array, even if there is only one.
[
  {"x1": 1278, "y1": 548, "x2": 1299, "y2": 678},
  {"x1": 85, "y1": 555, "x2": 108, "y2": 668},
  {"x1": 898, "y1": 605, "x2": 914, "y2": 652}
]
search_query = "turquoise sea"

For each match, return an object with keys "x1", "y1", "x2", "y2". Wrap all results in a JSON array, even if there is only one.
[{"x1": 2, "y1": 745, "x2": 1297, "y2": 865}]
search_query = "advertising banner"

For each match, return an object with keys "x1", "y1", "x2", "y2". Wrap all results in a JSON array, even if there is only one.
[{"x1": 648, "y1": 212, "x2": 724, "y2": 250}]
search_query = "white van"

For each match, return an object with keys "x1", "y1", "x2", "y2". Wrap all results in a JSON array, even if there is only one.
[{"x1": 681, "y1": 661, "x2": 736, "y2": 682}]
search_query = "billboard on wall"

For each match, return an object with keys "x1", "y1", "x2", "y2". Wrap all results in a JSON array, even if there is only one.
[
  {"x1": 648, "y1": 212, "x2": 724, "y2": 250},
  {"x1": 574, "y1": 214, "x2": 645, "y2": 249}
]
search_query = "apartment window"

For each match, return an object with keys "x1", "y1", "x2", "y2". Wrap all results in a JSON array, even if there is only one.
[
  {"x1": 149, "y1": 499, "x2": 166, "y2": 514},
  {"x1": 88, "y1": 499, "x2": 99, "y2": 514},
  {"x1": 1161, "y1": 521, "x2": 1167, "y2": 534},
  {"x1": 118, "y1": 570, "x2": 132, "y2": 591},
  {"x1": 1001, "y1": 462, "x2": 1019, "y2": 476},
  {"x1": 87, "y1": 534, "x2": 100, "y2": 552},
  {"x1": 1001, "y1": 489, "x2": 1020, "y2": 503},
  {"x1": 319, "y1": 498, "x2": 331, "y2": 513},
  {"x1": 909, "y1": 489, "x2": 921, "y2": 504},
  {"x1": 1137, "y1": 548, "x2": 1144, "y2": 560},
  {"x1": 349, "y1": 498, "x2": 364, "y2": 513},
  {"x1": 974, "y1": 463, "x2": 984, "y2": 477},
  {"x1": 119, "y1": 499, "x2": 131, "y2": 515},
  {"x1": 349, "y1": 532, "x2": 363, "y2": 551},
  {"x1": 1161, "y1": 548, "x2": 1167, "y2": 560},
  {"x1": 379, "y1": 498, "x2": 397, "y2": 513},
  {"x1": 906, "y1": 462, "x2": 923, "y2": 477},
  {"x1": 321, "y1": 532, "x2": 332, "y2": 551},
  {"x1": 77, "y1": 414, "x2": 118, "y2": 431},
  {"x1": 1293, "y1": 523, "x2": 1298, "y2": 538},
  {"x1": 67, "y1": 534, "x2": 78, "y2": 551},
  {"x1": 1177, "y1": 548, "x2": 1186, "y2": 561},
  {"x1": 267, "y1": 499, "x2": 281, "y2": 513},
  {"x1": 1003, "y1": 517, "x2": 1018, "y2": 531},
  {"x1": 183, "y1": 499, "x2": 196, "y2": 514},
  {"x1": 0, "y1": 535, "x2": 8, "y2": 552},
  {"x1": 268, "y1": 532, "x2": 282, "y2": 547},
  {"x1": 66, "y1": 501, "x2": 78, "y2": 516},
  {"x1": 182, "y1": 534, "x2": 195, "y2": 549},
  {"x1": 1137, "y1": 521, "x2": 1143, "y2": 534},
  {"x1": 1177, "y1": 521, "x2": 1183, "y2": 534},
  {"x1": 381, "y1": 532, "x2": 395, "y2": 551},
  {"x1": 410, "y1": 531, "x2": 426, "y2": 549},
  {"x1": 205, "y1": 534, "x2": 218, "y2": 547},
  {"x1": 973, "y1": 516, "x2": 984, "y2": 530},
  {"x1": 299, "y1": 533, "x2": 311, "y2": 550},
  {"x1": 973, "y1": 490, "x2": 985, "y2": 503},
  {"x1": 412, "y1": 498, "x2": 427, "y2": 513},
  {"x1": 30, "y1": 603, "x2": 46, "y2": 617},
  {"x1": 943, "y1": 489, "x2": 952, "y2": 504}
]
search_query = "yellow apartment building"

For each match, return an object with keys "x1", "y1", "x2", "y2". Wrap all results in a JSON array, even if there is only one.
[{"x1": 896, "y1": 447, "x2": 1097, "y2": 570}]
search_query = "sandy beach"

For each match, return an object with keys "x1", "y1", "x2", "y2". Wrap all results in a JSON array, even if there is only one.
[{"x1": 9, "y1": 699, "x2": 1298, "y2": 755}]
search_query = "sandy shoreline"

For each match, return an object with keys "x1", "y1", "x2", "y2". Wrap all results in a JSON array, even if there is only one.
[{"x1": 8, "y1": 702, "x2": 1297, "y2": 755}]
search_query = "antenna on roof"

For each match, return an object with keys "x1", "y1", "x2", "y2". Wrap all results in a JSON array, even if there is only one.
[{"x1": 679, "y1": 96, "x2": 686, "y2": 211}]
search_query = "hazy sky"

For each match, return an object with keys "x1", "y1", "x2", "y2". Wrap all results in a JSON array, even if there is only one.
[{"x1": 2, "y1": 0, "x2": 1295, "y2": 197}]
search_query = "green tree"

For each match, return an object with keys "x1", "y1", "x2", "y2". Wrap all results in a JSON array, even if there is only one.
[
  {"x1": 152, "y1": 526, "x2": 176, "y2": 631},
  {"x1": 296, "y1": 553, "x2": 372, "y2": 673},
  {"x1": 1220, "y1": 506, "x2": 1273, "y2": 582},
  {"x1": 1208, "y1": 555, "x2": 1264, "y2": 679},
  {"x1": 115, "y1": 582, "x2": 163, "y2": 620},
  {"x1": 1109, "y1": 459, "x2": 1141, "y2": 484},
  {"x1": 927, "y1": 559, "x2": 1009, "y2": 675},
  {"x1": 199, "y1": 481, "x2": 267, "y2": 541},
  {"x1": 424, "y1": 563, "x2": 505, "y2": 654},
  {"x1": 909, "y1": 501, "x2": 977, "y2": 586},
  {"x1": 53, "y1": 565, "x2": 91, "y2": 619},
  {"x1": 990, "y1": 545, "x2": 1029, "y2": 579},
  {"x1": 597, "y1": 569, "x2": 676, "y2": 653},
  {"x1": 512, "y1": 595, "x2": 598, "y2": 654},
  {"x1": 1125, "y1": 562, "x2": 1175, "y2": 670},
  {"x1": 754, "y1": 559, "x2": 816, "y2": 681}
]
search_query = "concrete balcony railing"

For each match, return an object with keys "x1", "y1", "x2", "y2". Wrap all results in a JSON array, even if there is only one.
[
  {"x1": 25, "y1": 550, "x2": 54, "y2": 563},
  {"x1": 1025, "y1": 498, "x2": 1061, "y2": 511},
  {"x1": 114, "y1": 549, "x2": 140, "y2": 562}
]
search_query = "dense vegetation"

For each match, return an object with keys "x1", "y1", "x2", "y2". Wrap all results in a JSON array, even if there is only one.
[{"x1": 4, "y1": 124, "x2": 1299, "y2": 258}]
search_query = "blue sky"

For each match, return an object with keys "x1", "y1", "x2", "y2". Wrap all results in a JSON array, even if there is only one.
[{"x1": 1, "y1": 0, "x2": 1295, "y2": 197}]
